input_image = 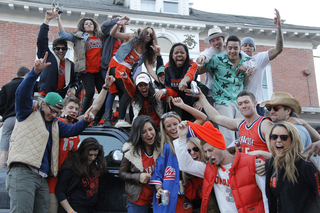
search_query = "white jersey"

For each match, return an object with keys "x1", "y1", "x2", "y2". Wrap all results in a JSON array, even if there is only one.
[
  {"x1": 214, "y1": 163, "x2": 238, "y2": 213},
  {"x1": 243, "y1": 51, "x2": 270, "y2": 104}
]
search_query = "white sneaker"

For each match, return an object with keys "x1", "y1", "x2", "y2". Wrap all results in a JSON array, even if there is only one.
[{"x1": 115, "y1": 120, "x2": 132, "y2": 128}]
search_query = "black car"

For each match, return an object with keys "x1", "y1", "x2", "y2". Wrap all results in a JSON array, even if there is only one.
[{"x1": 0, "y1": 126, "x2": 130, "y2": 213}]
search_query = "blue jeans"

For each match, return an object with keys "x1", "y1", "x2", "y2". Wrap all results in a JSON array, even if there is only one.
[{"x1": 126, "y1": 199, "x2": 152, "y2": 213}]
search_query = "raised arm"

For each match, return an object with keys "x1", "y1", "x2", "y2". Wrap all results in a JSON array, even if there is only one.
[
  {"x1": 110, "y1": 17, "x2": 132, "y2": 41},
  {"x1": 186, "y1": 87, "x2": 240, "y2": 130},
  {"x1": 145, "y1": 60, "x2": 158, "y2": 82},
  {"x1": 171, "y1": 97, "x2": 207, "y2": 125},
  {"x1": 101, "y1": 17, "x2": 120, "y2": 36},
  {"x1": 268, "y1": 8, "x2": 283, "y2": 61},
  {"x1": 57, "y1": 15, "x2": 77, "y2": 44},
  {"x1": 174, "y1": 121, "x2": 206, "y2": 178}
]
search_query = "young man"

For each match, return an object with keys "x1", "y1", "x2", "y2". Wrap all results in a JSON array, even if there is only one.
[
  {"x1": 0, "y1": 67, "x2": 30, "y2": 168},
  {"x1": 198, "y1": 35, "x2": 254, "y2": 146},
  {"x1": 196, "y1": 26, "x2": 228, "y2": 105},
  {"x1": 260, "y1": 92, "x2": 312, "y2": 149},
  {"x1": 241, "y1": 9, "x2": 283, "y2": 115},
  {"x1": 174, "y1": 121, "x2": 268, "y2": 213},
  {"x1": 187, "y1": 89, "x2": 273, "y2": 157},
  {"x1": 37, "y1": 9, "x2": 78, "y2": 98},
  {"x1": 6, "y1": 52, "x2": 94, "y2": 213}
]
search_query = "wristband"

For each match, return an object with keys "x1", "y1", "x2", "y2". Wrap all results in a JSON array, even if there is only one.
[
  {"x1": 102, "y1": 85, "x2": 109, "y2": 90},
  {"x1": 116, "y1": 22, "x2": 120, "y2": 25},
  {"x1": 69, "y1": 210, "x2": 74, "y2": 213}
]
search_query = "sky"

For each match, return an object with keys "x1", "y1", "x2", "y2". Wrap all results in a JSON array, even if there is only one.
[{"x1": 192, "y1": 0, "x2": 320, "y2": 105}]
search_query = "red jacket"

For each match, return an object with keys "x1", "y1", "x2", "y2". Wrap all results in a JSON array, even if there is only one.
[{"x1": 201, "y1": 151, "x2": 264, "y2": 213}]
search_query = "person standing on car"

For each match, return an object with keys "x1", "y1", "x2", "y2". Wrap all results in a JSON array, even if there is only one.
[
  {"x1": 55, "y1": 137, "x2": 106, "y2": 213},
  {"x1": 6, "y1": 53, "x2": 95, "y2": 213},
  {"x1": 119, "y1": 115, "x2": 161, "y2": 213}
]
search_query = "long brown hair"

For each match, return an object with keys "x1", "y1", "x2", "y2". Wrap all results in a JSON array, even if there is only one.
[
  {"x1": 70, "y1": 137, "x2": 106, "y2": 178},
  {"x1": 135, "y1": 26, "x2": 157, "y2": 65},
  {"x1": 76, "y1": 17, "x2": 103, "y2": 39}
]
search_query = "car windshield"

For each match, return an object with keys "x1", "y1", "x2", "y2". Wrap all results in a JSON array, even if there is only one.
[{"x1": 79, "y1": 135, "x2": 124, "y2": 156}]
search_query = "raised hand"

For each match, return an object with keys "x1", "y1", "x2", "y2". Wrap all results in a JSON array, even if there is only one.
[
  {"x1": 34, "y1": 52, "x2": 51, "y2": 74},
  {"x1": 178, "y1": 120, "x2": 189, "y2": 139},
  {"x1": 302, "y1": 141, "x2": 320, "y2": 161},
  {"x1": 274, "y1": 8, "x2": 281, "y2": 28},
  {"x1": 150, "y1": 40, "x2": 161, "y2": 55},
  {"x1": 105, "y1": 69, "x2": 115, "y2": 88},
  {"x1": 117, "y1": 70, "x2": 128, "y2": 79},
  {"x1": 171, "y1": 97, "x2": 184, "y2": 108},
  {"x1": 84, "y1": 106, "x2": 95, "y2": 123}
]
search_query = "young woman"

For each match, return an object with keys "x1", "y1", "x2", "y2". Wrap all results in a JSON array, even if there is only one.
[
  {"x1": 55, "y1": 137, "x2": 106, "y2": 213},
  {"x1": 119, "y1": 71, "x2": 164, "y2": 126},
  {"x1": 164, "y1": 43, "x2": 198, "y2": 120},
  {"x1": 107, "y1": 16, "x2": 159, "y2": 128},
  {"x1": 119, "y1": 115, "x2": 161, "y2": 213},
  {"x1": 265, "y1": 121, "x2": 320, "y2": 213},
  {"x1": 58, "y1": 16, "x2": 104, "y2": 116},
  {"x1": 149, "y1": 97, "x2": 206, "y2": 213}
]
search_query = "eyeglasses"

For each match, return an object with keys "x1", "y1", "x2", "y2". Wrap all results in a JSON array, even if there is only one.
[
  {"x1": 266, "y1": 105, "x2": 282, "y2": 112},
  {"x1": 270, "y1": 134, "x2": 290, "y2": 141},
  {"x1": 160, "y1": 111, "x2": 179, "y2": 120},
  {"x1": 54, "y1": 47, "x2": 68, "y2": 51},
  {"x1": 48, "y1": 105, "x2": 60, "y2": 115},
  {"x1": 187, "y1": 147, "x2": 200, "y2": 154}
]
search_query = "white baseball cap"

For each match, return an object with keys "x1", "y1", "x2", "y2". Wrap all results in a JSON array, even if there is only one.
[{"x1": 135, "y1": 73, "x2": 151, "y2": 85}]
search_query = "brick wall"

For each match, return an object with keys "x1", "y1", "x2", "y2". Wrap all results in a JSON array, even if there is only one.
[
  {"x1": 198, "y1": 40, "x2": 319, "y2": 107},
  {"x1": 0, "y1": 21, "x2": 75, "y2": 87}
]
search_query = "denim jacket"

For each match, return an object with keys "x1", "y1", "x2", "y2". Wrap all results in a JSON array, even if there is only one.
[{"x1": 114, "y1": 37, "x2": 144, "y2": 75}]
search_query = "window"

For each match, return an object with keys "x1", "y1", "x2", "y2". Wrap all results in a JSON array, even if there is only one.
[
  {"x1": 262, "y1": 64, "x2": 273, "y2": 100},
  {"x1": 141, "y1": 0, "x2": 156, "y2": 12},
  {"x1": 163, "y1": 0, "x2": 178, "y2": 13}
]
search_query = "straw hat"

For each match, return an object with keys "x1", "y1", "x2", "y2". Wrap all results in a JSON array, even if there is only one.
[
  {"x1": 260, "y1": 92, "x2": 302, "y2": 114},
  {"x1": 204, "y1": 26, "x2": 229, "y2": 43}
]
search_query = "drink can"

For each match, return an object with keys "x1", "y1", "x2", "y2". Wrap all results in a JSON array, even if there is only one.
[
  {"x1": 178, "y1": 180, "x2": 185, "y2": 195},
  {"x1": 161, "y1": 190, "x2": 170, "y2": 206},
  {"x1": 191, "y1": 81, "x2": 199, "y2": 94}
]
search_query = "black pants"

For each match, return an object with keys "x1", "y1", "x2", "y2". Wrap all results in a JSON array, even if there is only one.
[{"x1": 79, "y1": 72, "x2": 104, "y2": 100}]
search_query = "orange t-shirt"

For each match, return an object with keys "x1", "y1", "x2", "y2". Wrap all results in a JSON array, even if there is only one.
[
  {"x1": 85, "y1": 36, "x2": 102, "y2": 73},
  {"x1": 131, "y1": 150, "x2": 155, "y2": 205},
  {"x1": 139, "y1": 100, "x2": 160, "y2": 126},
  {"x1": 47, "y1": 117, "x2": 80, "y2": 193}
]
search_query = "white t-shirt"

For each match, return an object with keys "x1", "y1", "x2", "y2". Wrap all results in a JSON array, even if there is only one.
[
  {"x1": 214, "y1": 163, "x2": 238, "y2": 213},
  {"x1": 243, "y1": 51, "x2": 270, "y2": 103}
]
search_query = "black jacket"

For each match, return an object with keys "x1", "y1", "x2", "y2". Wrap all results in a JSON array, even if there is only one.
[
  {"x1": 37, "y1": 24, "x2": 78, "y2": 98},
  {"x1": 265, "y1": 157, "x2": 320, "y2": 213},
  {"x1": 0, "y1": 77, "x2": 24, "y2": 121}
]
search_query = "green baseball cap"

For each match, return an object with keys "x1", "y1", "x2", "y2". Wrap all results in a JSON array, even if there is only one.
[
  {"x1": 156, "y1": 66, "x2": 164, "y2": 75},
  {"x1": 39, "y1": 92, "x2": 64, "y2": 110}
]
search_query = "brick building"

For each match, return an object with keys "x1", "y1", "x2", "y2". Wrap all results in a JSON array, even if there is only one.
[{"x1": 1, "y1": 0, "x2": 320, "y2": 125}]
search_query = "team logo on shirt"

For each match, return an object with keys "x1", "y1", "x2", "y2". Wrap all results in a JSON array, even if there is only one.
[{"x1": 164, "y1": 166, "x2": 176, "y2": 180}]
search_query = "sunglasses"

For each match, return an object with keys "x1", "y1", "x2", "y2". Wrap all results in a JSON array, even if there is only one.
[
  {"x1": 266, "y1": 105, "x2": 282, "y2": 112},
  {"x1": 54, "y1": 47, "x2": 68, "y2": 51},
  {"x1": 147, "y1": 32, "x2": 153, "y2": 38},
  {"x1": 48, "y1": 105, "x2": 60, "y2": 115},
  {"x1": 270, "y1": 134, "x2": 290, "y2": 141},
  {"x1": 187, "y1": 147, "x2": 200, "y2": 154},
  {"x1": 160, "y1": 111, "x2": 179, "y2": 120}
]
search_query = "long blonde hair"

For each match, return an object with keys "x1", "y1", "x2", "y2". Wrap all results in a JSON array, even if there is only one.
[{"x1": 269, "y1": 121, "x2": 317, "y2": 184}]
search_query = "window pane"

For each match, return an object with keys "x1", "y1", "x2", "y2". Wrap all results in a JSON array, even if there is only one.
[
  {"x1": 141, "y1": 0, "x2": 156, "y2": 12},
  {"x1": 164, "y1": 2, "x2": 178, "y2": 13}
]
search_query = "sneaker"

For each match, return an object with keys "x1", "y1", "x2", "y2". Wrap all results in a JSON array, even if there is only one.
[{"x1": 115, "y1": 120, "x2": 131, "y2": 128}]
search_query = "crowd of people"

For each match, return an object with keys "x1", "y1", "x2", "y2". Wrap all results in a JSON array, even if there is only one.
[{"x1": 1, "y1": 7, "x2": 320, "y2": 213}]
